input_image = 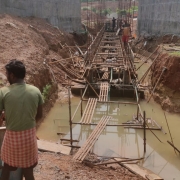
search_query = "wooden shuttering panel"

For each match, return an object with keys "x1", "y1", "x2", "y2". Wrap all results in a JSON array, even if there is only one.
[
  {"x1": 73, "y1": 116, "x2": 111, "y2": 162},
  {"x1": 80, "y1": 98, "x2": 97, "y2": 124},
  {"x1": 99, "y1": 82, "x2": 109, "y2": 101}
]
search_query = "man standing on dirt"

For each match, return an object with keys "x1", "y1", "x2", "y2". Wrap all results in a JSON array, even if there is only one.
[
  {"x1": 0, "y1": 60, "x2": 43, "y2": 180},
  {"x1": 112, "y1": 17, "x2": 116, "y2": 31}
]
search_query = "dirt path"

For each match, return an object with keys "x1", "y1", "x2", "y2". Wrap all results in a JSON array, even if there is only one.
[{"x1": 34, "y1": 152, "x2": 145, "y2": 180}]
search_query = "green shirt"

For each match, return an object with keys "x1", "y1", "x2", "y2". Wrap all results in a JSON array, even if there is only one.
[{"x1": 0, "y1": 83, "x2": 44, "y2": 131}]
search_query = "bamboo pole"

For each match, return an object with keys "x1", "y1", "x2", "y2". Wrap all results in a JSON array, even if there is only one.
[
  {"x1": 49, "y1": 57, "x2": 77, "y2": 64},
  {"x1": 72, "y1": 122, "x2": 143, "y2": 127},
  {"x1": 138, "y1": 52, "x2": 161, "y2": 83},
  {"x1": 90, "y1": 158, "x2": 144, "y2": 166},
  {"x1": 68, "y1": 86, "x2": 73, "y2": 147},
  {"x1": 167, "y1": 141, "x2": 180, "y2": 154},
  {"x1": 84, "y1": 77, "x2": 99, "y2": 98},
  {"x1": 136, "y1": 46, "x2": 160, "y2": 71},
  {"x1": 71, "y1": 85, "x2": 88, "y2": 122},
  {"x1": 138, "y1": 105, "x2": 163, "y2": 143},
  {"x1": 147, "y1": 67, "x2": 167, "y2": 103},
  {"x1": 164, "y1": 112, "x2": 178, "y2": 154},
  {"x1": 143, "y1": 111, "x2": 146, "y2": 153}
]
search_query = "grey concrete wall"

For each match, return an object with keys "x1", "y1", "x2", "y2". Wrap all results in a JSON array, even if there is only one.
[
  {"x1": 0, "y1": 0, "x2": 81, "y2": 33},
  {"x1": 138, "y1": 0, "x2": 180, "y2": 36}
]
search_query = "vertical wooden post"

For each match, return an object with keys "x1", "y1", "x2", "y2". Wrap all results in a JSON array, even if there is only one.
[
  {"x1": 81, "y1": 88, "x2": 83, "y2": 117},
  {"x1": 68, "y1": 86, "x2": 73, "y2": 146},
  {"x1": 137, "y1": 93, "x2": 140, "y2": 121},
  {"x1": 137, "y1": 105, "x2": 139, "y2": 121},
  {"x1": 143, "y1": 111, "x2": 146, "y2": 153}
]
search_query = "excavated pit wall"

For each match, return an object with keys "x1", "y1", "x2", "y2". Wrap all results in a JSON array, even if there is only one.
[
  {"x1": 138, "y1": 0, "x2": 180, "y2": 36},
  {"x1": 0, "y1": 0, "x2": 81, "y2": 33}
]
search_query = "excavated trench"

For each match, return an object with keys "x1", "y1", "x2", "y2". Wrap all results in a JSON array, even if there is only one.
[
  {"x1": 37, "y1": 32, "x2": 180, "y2": 180},
  {"x1": 133, "y1": 35, "x2": 180, "y2": 113}
]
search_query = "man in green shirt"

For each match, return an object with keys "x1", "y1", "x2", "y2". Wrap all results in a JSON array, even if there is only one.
[{"x1": 0, "y1": 60, "x2": 43, "y2": 180}]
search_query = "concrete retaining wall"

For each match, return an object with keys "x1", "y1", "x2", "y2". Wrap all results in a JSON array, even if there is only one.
[
  {"x1": 0, "y1": 0, "x2": 81, "y2": 33},
  {"x1": 138, "y1": 0, "x2": 180, "y2": 36}
]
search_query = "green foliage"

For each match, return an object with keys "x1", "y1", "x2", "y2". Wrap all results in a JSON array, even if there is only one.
[
  {"x1": 169, "y1": 51, "x2": 180, "y2": 57},
  {"x1": 92, "y1": 7, "x2": 97, "y2": 13},
  {"x1": 116, "y1": 9, "x2": 127, "y2": 15},
  {"x1": 116, "y1": 6, "x2": 138, "y2": 15},
  {"x1": 128, "y1": 6, "x2": 138, "y2": 14},
  {"x1": 102, "y1": 8, "x2": 112, "y2": 16},
  {"x1": 82, "y1": 7, "x2": 90, "y2": 11},
  {"x1": 42, "y1": 84, "x2": 52, "y2": 102}
]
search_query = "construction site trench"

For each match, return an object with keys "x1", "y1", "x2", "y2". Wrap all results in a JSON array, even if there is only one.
[
  {"x1": 36, "y1": 30, "x2": 180, "y2": 180},
  {"x1": 0, "y1": 10, "x2": 180, "y2": 180}
]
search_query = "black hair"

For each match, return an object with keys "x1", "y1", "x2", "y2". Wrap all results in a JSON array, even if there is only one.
[{"x1": 5, "y1": 59, "x2": 26, "y2": 79}]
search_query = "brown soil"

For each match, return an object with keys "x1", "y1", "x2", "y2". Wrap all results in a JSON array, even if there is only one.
[
  {"x1": 151, "y1": 51, "x2": 180, "y2": 112},
  {"x1": 34, "y1": 152, "x2": 145, "y2": 180},
  {"x1": 133, "y1": 36, "x2": 180, "y2": 112},
  {"x1": 0, "y1": 14, "x2": 86, "y2": 119}
]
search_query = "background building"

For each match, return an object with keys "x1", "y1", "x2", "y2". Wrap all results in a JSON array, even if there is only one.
[
  {"x1": 0, "y1": 0, "x2": 81, "y2": 33},
  {"x1": 138, "y1": 0, "x2": 180, "y2": 36}
]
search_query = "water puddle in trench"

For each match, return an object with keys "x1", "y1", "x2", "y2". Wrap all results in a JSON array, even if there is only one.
[
  {"x1": 37, "y1": 96, "x2": 180, "y2": 180},
  {"x1": 37, "y1": 62, "x2": 180, "y2": 180}
]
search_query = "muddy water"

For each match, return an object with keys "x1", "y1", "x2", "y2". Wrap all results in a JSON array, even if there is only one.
[{"x1": 37, "y1": 63, "x2": 180, "y2": 180}]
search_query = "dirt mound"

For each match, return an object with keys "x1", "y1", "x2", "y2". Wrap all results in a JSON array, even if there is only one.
[
  {"x1": 0, "y1": 14, "x2": 87, "y2": 123},
  {"x1": 0, "y1": 14, "x2": 86, "y2": 85},
  {"x1": 34, "y1": 152, "x2": 145, "y2": 180},
  {"x1": 151, "y1": 51, "x2": 180, "y2": 112},
  {"x1": 134, "y1": 35, "x2": 180, "y2": 113}
]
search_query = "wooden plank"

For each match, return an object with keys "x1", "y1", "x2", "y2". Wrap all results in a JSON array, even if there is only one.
[
  {"x1": 0, "y1": 127, "x2": 6, "y2": 130},
  {"x1": 114, "y1": 158, "x2": 163, "y2": 179},
  {"x1": 80, "y1": 98, "x2": 97, "y2": 124},
  {"x1": 96, "y1": 53, "x2": 118, "y2": 55},
  {"x1": 74, "y1": 116, "x2": 111, "y2": 162},
  {"x1": 146, "y1": 174, "x2": 164, "y2": 180},
  {"x1": 124, "y1": 126, "x2": 161, "y2": 130},
  {"x1": 99, "y1": 83, "x2": 109, "y2": 102},
  {"x1": 37, "y1": 140, "x2": 71, "y2": 155}
]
